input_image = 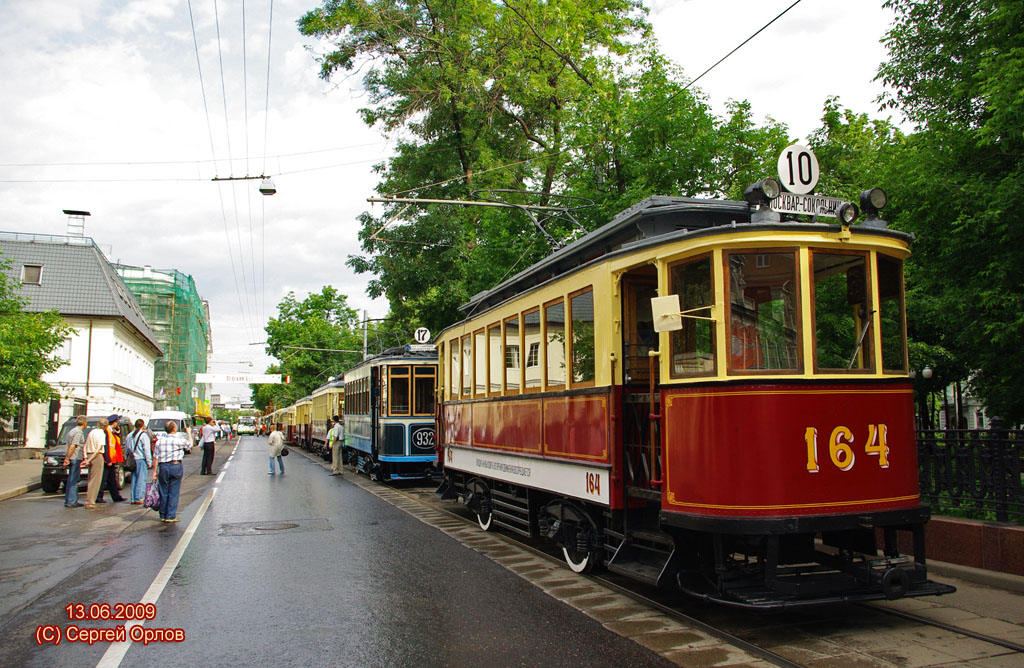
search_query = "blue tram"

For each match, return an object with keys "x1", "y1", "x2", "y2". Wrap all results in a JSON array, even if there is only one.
[{"x1": 342, "y1": 347, "x2": 439, "y2": 481}]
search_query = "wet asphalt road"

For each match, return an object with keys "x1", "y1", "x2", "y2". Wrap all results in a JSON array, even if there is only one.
[{"x1": 1, "y1": 437, "x2": 672, "y2": 668}]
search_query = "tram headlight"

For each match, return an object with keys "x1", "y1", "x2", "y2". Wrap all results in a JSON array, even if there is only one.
[
  {"x1": 860, "y1": 188, "x2": 887, "y2": 215},
  {"x1": 838, "y1": 202, "x2": 859, "y2": 225},
  {"x1": 743, "y1": 178, "x2": 781, "y2": 206}
]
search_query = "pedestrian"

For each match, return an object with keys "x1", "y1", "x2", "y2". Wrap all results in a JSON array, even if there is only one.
[
  {"x1": 97, "y1": 415, "x2": 126, "y2": 503},
  {"x1": 62, "y1": 415, "x2": 87, "y2": 507},
  {"x1": 268, "y1": 427, "x2": 285, "y2": 475},
  {"x1": 223, "y1": 422, "x2": 232, "y2": 441},
  {"x1": 329, "y1": 415, "x2": 344, "y2": 476},
  {"x1": 199, "y1": 416, "x2": 218, "y2": 475},
  {"x1": 151, "y1": 420, "x2": 188, "y2": 523},
  {"x1": 125, "y1": 419, "x2": 152, "y2": 504},
  {"x1": 83, "y1": 418, "x2": 108, "y2": 508}
]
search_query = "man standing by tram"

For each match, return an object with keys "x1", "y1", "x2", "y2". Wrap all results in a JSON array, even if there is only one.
[{"x1": 329, "y1": 415, "x2": 343, "y2": 476}]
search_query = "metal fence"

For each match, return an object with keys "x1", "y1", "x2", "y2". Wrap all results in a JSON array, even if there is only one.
[{"x1": 918, "y1": 419, "x2": 1024, "y2": 523}]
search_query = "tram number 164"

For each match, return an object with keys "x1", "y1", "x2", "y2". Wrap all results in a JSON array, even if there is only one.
[
  {"x1": 585, "y1": 472, "x2": 601, "y2": 496},
  {"x1": 804, "y1": 424, "x2": 889, "y2": 473}
]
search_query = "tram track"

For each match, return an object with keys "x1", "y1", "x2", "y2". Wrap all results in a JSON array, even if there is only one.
[
  {"x1": 377, "y1": 479, "x2": 1024, "y2": 667},
  {"x1": 856, "y1": 602, "x2": 1024, "y2": 655}
]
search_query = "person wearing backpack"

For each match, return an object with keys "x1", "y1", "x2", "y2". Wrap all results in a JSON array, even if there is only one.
[{"x1": 126, "y1": 419, "x2": 152, "y2": 505}]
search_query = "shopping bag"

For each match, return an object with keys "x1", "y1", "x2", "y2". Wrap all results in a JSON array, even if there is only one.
[{"x1": 143, "y1": 482, "x2": 161, "y2": 510}]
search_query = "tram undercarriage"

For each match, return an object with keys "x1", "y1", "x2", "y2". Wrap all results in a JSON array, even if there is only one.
[{"x1": 438, "y1": 470, "x2": 955, "y2": 608}]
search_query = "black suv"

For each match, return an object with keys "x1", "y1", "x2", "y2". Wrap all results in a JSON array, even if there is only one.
[{"x1": 40, "y1": 417, "x2": 133, "y2": 494}]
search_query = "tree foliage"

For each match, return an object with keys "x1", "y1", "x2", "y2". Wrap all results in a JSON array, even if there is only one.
[
  {"x1": 301, "y1": 1, "x2": 791, "y2": 333},
  {"x1": 0, "y1": 255, "x2": 74, "y2": 419},
  {"x1": 875, "y1": 0, "x2": 1024, "y2": 422},
  {"x1": 251, "y1": 287, "x2": 364, "y2": 410}
]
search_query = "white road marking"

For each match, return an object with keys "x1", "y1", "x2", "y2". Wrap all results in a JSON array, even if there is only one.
[{"x1": 94, "y1": 486, "x2": 217, "y2": 668}]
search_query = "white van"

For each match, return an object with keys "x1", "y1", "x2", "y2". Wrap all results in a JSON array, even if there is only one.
[{"x1": 147, "y1": 410, "x2": 196, "y2": 451}]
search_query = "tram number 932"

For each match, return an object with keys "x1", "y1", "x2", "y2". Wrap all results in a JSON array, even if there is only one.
[{"x1": 804, "y1": 424, "x2": 890, "y2": 473}]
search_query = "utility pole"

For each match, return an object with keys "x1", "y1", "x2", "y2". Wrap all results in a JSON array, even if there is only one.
[{"x1": 362, "y1": 310, "x2": 369, "y2": 360}]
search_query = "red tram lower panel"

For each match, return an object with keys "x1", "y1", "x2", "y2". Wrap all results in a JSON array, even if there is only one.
[{"x1": 660, "y1": 382, "x2": 919, "y2": 521}]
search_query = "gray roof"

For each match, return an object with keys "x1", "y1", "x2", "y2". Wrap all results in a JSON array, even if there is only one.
[{"x1": 0, "y1": 234, "x2": 163, "y2": 355}]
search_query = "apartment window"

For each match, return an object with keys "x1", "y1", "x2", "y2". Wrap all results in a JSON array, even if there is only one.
[{"x1": 21, "y1": 265, "x2": 42, "y2": 285}]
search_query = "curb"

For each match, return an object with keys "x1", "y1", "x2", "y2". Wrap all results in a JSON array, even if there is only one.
[
  {"x1": 0, "y1": 481, "x2": 43, "y2": 503},
  {"x1": 928, "y1": 559, "x2": 1024, "y2": 594}
]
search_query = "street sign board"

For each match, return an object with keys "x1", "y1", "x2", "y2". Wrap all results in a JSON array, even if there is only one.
[
  {"x1": 777, "y1": 144, "x2": 819, "y2": 195},
  {"x1": 414, "y1": 327, "x2": 431, "y2": 344},
  {"x1": 770, "y1": 192, "x2": 846, "y2": 218},
  {"x1": 195, "y1": 373, "x2": 282, "y2": 384}
]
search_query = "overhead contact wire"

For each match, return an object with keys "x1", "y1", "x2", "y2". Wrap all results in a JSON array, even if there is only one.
[{"x1": 188, "y1": 0, "x2": 254, "y2": 344}]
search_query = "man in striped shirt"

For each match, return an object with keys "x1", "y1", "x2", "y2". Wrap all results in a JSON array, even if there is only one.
[{"x1": 151, "y1": 421, "x2": 189, "y2": 523}]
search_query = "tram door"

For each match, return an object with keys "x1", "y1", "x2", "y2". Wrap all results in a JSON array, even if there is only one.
[{"x1": 621, "y1": 270, "x2": 661, "y2": 493}]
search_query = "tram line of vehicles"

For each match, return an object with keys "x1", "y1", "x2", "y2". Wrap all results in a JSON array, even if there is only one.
[
  {"x1": 265, "y1": 175, "x2": 954, "y2": 609},
  {"x1": 267, "y1": 348, "x2": 438, "y2": 480}
]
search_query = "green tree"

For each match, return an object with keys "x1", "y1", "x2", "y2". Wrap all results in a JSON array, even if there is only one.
[
  {"x1": 251, "y1": 287, "x2": 365, "y2": 408},
  {"x1": 875, "y1": 0, "x2": 1024, "y2": 422},
  {"x1": 0, "y1": 255, "x2": 74, "y2": 419}
]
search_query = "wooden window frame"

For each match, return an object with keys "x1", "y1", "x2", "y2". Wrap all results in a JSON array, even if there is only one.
[
  {"x1": 412, "y1": 365, "x2": 436, "y2": 416},
  {"x1": 388, "y1": 365, "x2": 411, "y2": 417},
  {"x1": 503, "y1": 314, "x2": 522, "y2": 396},
  {"x1": 521, "y1": 307, "x2": 542, "y2": 394},
  {"x1": 543, "y1": 296, "x2": 567, "y2": 391},
  {"x1": 448, "y1": 338, "x2": 460, "y2": 399},
  {"x1": 809, "y1": 249, "x2": 874, "y2": 374},
  {"x1": 668, "y1": 253, "x2": 717, "y2": 379},
  {"x1": 472, "y1": 328, "x2": 487, "y2": 397},
  {"x1": 724, "y1": 248, "x2": 804, "y2": 376},
  {"x1": 877, "y1": 253, "x2": 909, "y2": 375},
  {"x1": 460, "y1": 335, "x2": 473, "y2": 397},
  {"x1": 567, "y1": 286, "x2": 596, "y2": 389},
  {"x1": 486, "y1": 322, "x2": 502, "y2": 396}
]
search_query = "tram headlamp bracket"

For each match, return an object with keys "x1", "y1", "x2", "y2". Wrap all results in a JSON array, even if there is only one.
[
  {"x1": 743, "y1": 177, "x2": 781, "y2": 206},
  {"x1": 859, "y1": 188, "x2": 888, "y2": 229}
]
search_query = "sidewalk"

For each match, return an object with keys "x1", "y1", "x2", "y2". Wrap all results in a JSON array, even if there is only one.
[{"x1": 0, "y1": 457, "x2": 44, "y2": 502}]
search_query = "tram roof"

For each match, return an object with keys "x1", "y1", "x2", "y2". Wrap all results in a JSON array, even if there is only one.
[
  {"x1": 342, "y1": 346, "x2": 438, "y2": 375},
  {"x1": 312, "y1": 378, "x2": 345, "y2": 394},
  {"x1": 460, "y1": 195, "x2": 911, "y2": 315}
]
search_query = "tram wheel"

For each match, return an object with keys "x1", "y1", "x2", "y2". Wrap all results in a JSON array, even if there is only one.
[
  {"x1": 466, "y1": 480, "x2": 493, "y2": 531},
  {"x1": 562, "y1": 542, "x2": 596, "y2": 574}
]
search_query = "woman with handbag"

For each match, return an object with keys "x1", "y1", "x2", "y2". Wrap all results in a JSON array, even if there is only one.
[{"x1": 127, "y1": 419, "x2": 152, "y2": 504}]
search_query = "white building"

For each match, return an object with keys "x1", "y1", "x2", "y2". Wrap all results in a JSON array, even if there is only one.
[{"x1": 0, "y1": 233, "x2": 163, "y2": 448}]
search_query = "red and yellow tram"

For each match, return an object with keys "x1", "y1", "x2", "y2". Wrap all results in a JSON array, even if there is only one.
[{"x1": 435, "y1": 188, "x2": 954, "y2": 607}]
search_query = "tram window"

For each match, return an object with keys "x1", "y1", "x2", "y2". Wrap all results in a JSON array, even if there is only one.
[
  {"x1": 669, "y1": 256, "x2": 715, "y2": 377},
  {"x1": 449, "y1": 339, "x2": 460, "y2": 397},
  {"x1": 812, "y1": 252, "x2": 872, "y2": 371},
  {"x1": 570, "y1": 289, "x2": 595, "y2": 384},
  {"x1": 413, "y1": 367, "x2": 435, "y2": 415},
  {"x1": 474, "y1": 330, "x2": 486, "y2": 395},
  {"x1": 461, "y1": 335, "x2": 472, "y2": 396},
  {"x1": 545, "y1": 299, "x2": 566, "y2": 389},
  {"x1": 488, "y1": 324, "x2": 502, "y2": 393},
  {"x1": 523, "y1": 309, "x2": 542, "y2": 389},
  {"x1": 878, "y1": 255, "x2": 907, "y2": 372},
  {"x1": 504, "y1": 315, "x2": 521, "y2": 392},
  {"x1": 389, "y1": 366, "x2": 411, "y2": 415},
  {"x1": 728, "y1": 251, "x2": 800, "y2": 372}
]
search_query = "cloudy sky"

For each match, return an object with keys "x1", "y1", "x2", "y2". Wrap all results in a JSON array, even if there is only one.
[{"x1": 0, "y1": 0, "x2": 900, "y2": 399}]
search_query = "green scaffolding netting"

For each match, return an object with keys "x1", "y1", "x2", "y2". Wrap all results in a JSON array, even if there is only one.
[{"x1": 115, "y1": 265, "x2": 210, "y2": 414}]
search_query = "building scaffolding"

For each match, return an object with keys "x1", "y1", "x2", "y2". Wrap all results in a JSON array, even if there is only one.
[{"x1": 115, "y1": 264, "x2": 211, "y2": 415}]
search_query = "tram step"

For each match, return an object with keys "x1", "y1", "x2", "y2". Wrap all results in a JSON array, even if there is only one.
[
  {"x1": 606, "y1": 559, "x2": 663, "y2": 587},
  {"x1": 625, "y1": 486, "x2": 662, "y2": 501}
]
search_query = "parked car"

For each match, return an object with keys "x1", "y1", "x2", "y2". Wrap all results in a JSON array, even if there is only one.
[
  {"x1": 40, "y1": 417, "x2": 132, "y2": 494},
  {"x1": 147, "y1": 410, "x2": 196, "y2": 452}
]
